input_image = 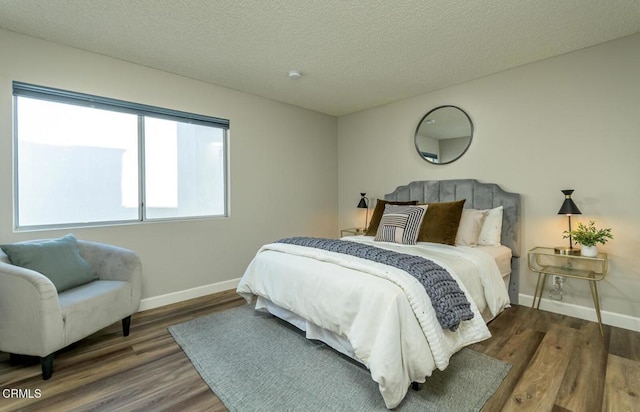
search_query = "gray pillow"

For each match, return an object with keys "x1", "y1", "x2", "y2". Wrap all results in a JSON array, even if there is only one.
[{"x1": 0, "y1": 234, "x2": 95, "y2": 292}]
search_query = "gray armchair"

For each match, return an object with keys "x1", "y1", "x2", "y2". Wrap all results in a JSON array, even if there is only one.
[{"x1": 0, "y1": 239, "x2": 142, "y2": 379}]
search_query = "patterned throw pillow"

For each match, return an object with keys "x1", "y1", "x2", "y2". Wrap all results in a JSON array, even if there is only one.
[
  {"x1": 365, "y1": 199, "x2": 418, "y2": 236},
  {"x1": 374, "y1": 205, "x2": 428, "y2": 245}
]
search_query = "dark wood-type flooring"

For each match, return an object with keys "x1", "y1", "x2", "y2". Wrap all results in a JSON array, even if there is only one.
[{"x1": 1, "y1": 290, "x2": 638, "y2": 411}]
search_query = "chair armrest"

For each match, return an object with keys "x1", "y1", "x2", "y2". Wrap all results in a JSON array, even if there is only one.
[
  {"x1": 0, "y1": 262, "x2": 65, "y2": 356},
  {"x1": 78, "y1": 241, "x2": 143, "y2": 309}
]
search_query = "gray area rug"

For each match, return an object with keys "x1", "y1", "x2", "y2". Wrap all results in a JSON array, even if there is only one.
[{"x1": 169, "y1": 305, "x2": 510, "y2": 411}]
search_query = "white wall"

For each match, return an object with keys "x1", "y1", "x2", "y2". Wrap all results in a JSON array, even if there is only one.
[
  {"x1": 0, "y1": 29, "x2": 338, "y2": 305},
  {"x1": 3, "y1": 27, "x2": 638, "y2": 328},
  {"x1": 338, "y1": 34, "x2": 640, "y2": 329}
]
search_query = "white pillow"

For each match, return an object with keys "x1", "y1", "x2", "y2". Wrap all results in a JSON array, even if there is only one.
[
  {"x1": 374, "y1": 204, "x2": 428, "y2": 245},
  {"x1": 477, "y1": 206, "x2": 503, "y2": 246},
  {"x1": 456, "y1": 208, "x2": 489, "y2": 246}
]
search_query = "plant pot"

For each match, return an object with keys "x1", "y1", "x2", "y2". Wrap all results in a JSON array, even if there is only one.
[{"x1": 581, "y1": 245, "x2": 598, "y2": 257}]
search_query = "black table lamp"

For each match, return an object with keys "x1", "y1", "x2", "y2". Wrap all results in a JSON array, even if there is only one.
[
  {"x1": 357, "y1": 193, "x2": 369, "y2": 231},
  {"x1": 555, "y1": 189, "x2": 582, "y2": 255}
]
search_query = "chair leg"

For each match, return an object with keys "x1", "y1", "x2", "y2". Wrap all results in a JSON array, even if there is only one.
[
  {"x1": 122, "y1": 315, "x2": 132, "y2": 337},
  {"x1": 40, "y1": 354, "x2": 54, "y2": 380}
]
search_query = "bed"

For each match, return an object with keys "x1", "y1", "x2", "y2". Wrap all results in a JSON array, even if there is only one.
[{"x1": 237, "y1": 179, "x2": 520, "y2": 409}]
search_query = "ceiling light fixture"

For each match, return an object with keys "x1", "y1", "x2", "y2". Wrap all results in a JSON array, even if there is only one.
[{"x1": 288, "y1": 70, "x2": 302, "y2": 80}]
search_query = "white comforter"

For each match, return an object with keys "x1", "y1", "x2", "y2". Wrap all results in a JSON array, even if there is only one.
[{"x1": 236, "y1": 236, "x2": 510, "y2": 409}]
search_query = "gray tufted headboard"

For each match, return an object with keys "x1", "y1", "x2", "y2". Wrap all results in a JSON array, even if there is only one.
[{"x1": 384, "y1": 179, "x2": 521, "y2": 303}]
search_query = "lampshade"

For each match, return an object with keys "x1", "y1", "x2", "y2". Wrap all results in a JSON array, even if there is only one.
[
  {"x1": 357, "y1": 193, "x2": 368, "y2": 209},
  {"x1": 557, "y1": 189, "x2": 581, "y2": 215}
]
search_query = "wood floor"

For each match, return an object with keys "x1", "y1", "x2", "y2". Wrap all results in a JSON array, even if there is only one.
[{"x1": 1, "y1": 290, "x2": 638, "y2": 411}]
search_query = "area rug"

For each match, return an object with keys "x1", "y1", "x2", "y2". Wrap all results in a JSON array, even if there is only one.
[{"x1": 169, "y1": 305, "x2": 510, "y2": 411}]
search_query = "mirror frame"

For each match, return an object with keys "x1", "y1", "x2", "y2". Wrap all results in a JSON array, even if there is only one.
[{"x1": 414, "y1": 105, "x2": 474, "y2": 165}]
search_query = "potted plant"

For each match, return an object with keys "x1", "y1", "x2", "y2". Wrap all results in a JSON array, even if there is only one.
[{"x1": 563, "y1": 220, "x2": 613, "y2": 257}]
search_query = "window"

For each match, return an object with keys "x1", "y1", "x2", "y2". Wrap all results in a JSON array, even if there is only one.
[{"x1": 13, "y1": 82, "x2": 229, "y2": 230}]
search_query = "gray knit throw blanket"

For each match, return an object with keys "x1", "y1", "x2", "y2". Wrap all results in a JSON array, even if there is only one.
[{"x1": 276, "y1": 237, "x2": 474, "y2": 331}]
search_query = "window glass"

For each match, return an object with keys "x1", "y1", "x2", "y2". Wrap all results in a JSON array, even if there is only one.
[
  {"x1": 13, "y1": 83, "x2": 229, "y2": 230},
  {"x1": 144, "y1": 117, "x2": 226, "y2": 219},
  {"x1": 16, "y1": 97, "x2": 139, "y2": 226}
]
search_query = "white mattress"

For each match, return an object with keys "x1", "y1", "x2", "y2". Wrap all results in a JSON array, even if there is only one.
[{"x1": 475, "y1": 244, "x2": 512, "y2": 277}]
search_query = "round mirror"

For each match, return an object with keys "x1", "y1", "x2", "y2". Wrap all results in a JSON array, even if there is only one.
[{"x1": 414, "y1": 105, "x2": 473, "y2": 164}]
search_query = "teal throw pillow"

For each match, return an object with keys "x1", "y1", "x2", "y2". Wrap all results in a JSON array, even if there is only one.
[{"x1": 0, "y1": 234, "x2": 95, "y2": 293}]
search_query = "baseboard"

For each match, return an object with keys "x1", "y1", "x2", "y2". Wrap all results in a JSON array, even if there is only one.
[
  {"x1": 138, "y1": 286, "x2": 640, "y2": 332},
  {"x1": 519, "y1": 294, "x2": 640, "y2": 333},
  {"x1": 139, "y1": 278, "x2": 241, "y2": 312}
]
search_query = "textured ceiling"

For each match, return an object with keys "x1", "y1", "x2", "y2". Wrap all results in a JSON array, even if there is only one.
[{"x1": 1, "y1": 0, "x2": 639, "y2": 116}]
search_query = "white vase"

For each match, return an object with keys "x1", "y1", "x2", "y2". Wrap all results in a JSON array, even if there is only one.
[{"x1": 581, "y1": 245, "x2": 598, "y2": 257}]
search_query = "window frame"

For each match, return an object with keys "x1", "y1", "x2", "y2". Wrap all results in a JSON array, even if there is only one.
[{"x1": 12, "y1": 82, "x2": 230, "y2": 231}]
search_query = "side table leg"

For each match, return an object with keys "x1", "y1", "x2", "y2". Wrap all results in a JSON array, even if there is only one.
[
  {"x1": 536, "y1": 273, "x2": 548, "y2": 309},
  {"x1": 589, "y1": 280, "x2": 604, "y2": 336},
  {"x1": 532, "y1": 273, "x2": 543, "y2": 309}
]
